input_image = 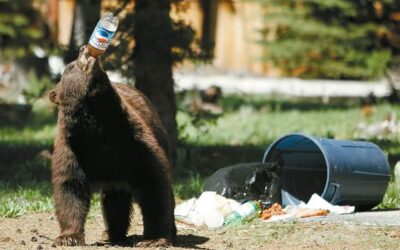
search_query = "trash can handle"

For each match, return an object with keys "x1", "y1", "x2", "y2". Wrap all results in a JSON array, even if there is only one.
[{"x1": 329, "y1": 183, "x2": 341, "y2": 205}]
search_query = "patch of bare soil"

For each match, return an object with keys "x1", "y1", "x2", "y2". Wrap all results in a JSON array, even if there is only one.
[{"x1": 1, "y1": 208, "x2": 399, "y2": 250}]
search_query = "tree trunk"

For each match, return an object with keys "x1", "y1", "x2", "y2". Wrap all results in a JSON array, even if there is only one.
[
  {"x1": 133, "y1": 0, "x2": 178, "y2": 162},
  {"x1": 386, "y1": 70, "x2": 400, "y2": 103},
  {"x1": 64, "y1": 0, "x2": 100, "y2": 63}
]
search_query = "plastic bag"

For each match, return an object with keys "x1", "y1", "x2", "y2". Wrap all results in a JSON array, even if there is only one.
[
  {"x1": 174, "y1": 191, "x2": 241, "y2": 228},
  {"x1": 203, "y1": 162, "x2": 282, "y2": 208}
]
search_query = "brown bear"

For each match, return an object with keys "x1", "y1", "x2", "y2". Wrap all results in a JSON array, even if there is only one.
[{"x1": 49, "y1": 46, "x2": 176, "y2": 247}]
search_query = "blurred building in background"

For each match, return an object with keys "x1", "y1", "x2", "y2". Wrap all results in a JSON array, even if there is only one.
[
  {"x1": 43, "y1": 0, "x2": 271, "y2": 76},
  {"x1": 176, "y1": 0, "x2": 269, "y2": 75}
]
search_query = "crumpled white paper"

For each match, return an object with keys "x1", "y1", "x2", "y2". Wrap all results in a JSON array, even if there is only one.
[
  {"x1": 264, "y1": 190, "x2": 355, "y2": 222},
  {"x1": 282, "y1": 189, "x2": 355, "y2": 214},
  {"x1": 303, "y1": 193, "x2": 355, "y2": 215}
]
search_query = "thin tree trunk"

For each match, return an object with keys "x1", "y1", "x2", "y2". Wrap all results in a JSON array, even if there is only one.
[
  {"x1": 133, "y1": 0, "x2": 178, "y2": 162},
  {"x1": 64, "y1": 0, "x2": 100, "y2": 63},
  {"x1": 386, "y1": 71, "x2": 400, "y2": 103}
]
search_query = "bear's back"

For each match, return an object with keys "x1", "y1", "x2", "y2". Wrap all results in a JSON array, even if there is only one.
[{"x1": 112, "y1": 83, "x2": 170, "y2": 162}]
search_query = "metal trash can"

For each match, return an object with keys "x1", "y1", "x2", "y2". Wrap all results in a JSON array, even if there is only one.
[{"x1": 263, "y1": 133, "x2": 391, "y2": 210}]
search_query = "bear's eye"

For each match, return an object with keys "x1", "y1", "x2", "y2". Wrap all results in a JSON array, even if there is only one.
[{"x1": 66, "y1": 63, "x2": 75, "y2": 71}]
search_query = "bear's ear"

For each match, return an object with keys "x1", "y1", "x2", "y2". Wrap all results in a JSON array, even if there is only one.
[{"x1": 49, "y1": 89, "x2": 59, "y2": 105}]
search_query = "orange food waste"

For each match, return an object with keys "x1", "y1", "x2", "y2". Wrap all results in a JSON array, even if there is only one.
[
  {"x1": 297, "y1": 209, "x2": 329, "y2": 218},
  {"x1": 260, "y1": 203, "x2": 285, "y2": 220}
]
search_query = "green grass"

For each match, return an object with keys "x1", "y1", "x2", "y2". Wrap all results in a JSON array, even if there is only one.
[
  {"x1": 0, "y1": 182, "x2": 103, "y2": 218},
  {"x1": 0, "y1": 182, "x2": 53, "y2": 218},
  {"x1": 379, "y1": 182, "x2": 400, "y2": 209},
  {"x1": 1, "y1": 95, "x2": 400, "y2": 218},
  {"x1": 174, "y1": 174, "x2": 204, "y2": 200},
  {"x1": 0, "y1": 178, "x2": 204, "y2": 218},
  {"x1": 179, "y1": 95, "x2": 400, "y2": 145},
  {"x1": 0, "y1": 124, "x2": 56, "y2": 145}
]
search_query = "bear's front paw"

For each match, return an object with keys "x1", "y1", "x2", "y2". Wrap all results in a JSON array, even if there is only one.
[
  {"x1": 136, "y1": 238, "x2": 172, "y2": 248},
  {"x1": 54, "y1": 233, "x2": 85, "y2": 246}
]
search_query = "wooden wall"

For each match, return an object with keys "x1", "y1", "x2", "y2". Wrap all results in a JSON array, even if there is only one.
[
  {"x1": 177, "y1": 0, "x2": 271, "y2": 75},
  {"x1": 214, "y1": 0, "x2": 266, "y2": 74},
  {"x1": 57, "y1": 0, "x2": 75, "y2": 46}
]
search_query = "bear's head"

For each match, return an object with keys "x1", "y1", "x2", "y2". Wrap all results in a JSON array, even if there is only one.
[{"x1": 49, "y1": 46, "x2": 109, "y2": 108}]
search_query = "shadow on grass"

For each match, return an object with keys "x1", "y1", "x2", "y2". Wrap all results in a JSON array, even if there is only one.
[
  {"x1": 2, "y1": 137, "x2": 397, "y2": 182},
  {"x1": 176, "y1": 138, "x2": 400, "y2": 178},
  {"x1": 175, "y1": 143, "x2": 267, "y2": 177},
  {"x1": 0, "y1": 142, "x2": 52, "y2": 182},
  {"x1": 0, "y1": 103, "x2": 32, "y2": 127},
  {"x1": 0, "y1": 103, "x2": 56, "y2": 129},
  {"x1": 2, "y1": 137, "x2": 399, "y2": 179},
  {"x1": 0, "y1": 142, "x2": 265, "y2": 183},
  {"x1": 0, "y1": 136, "x2": 267, "y2": 202},
  {"x1": 2, "y1": 134, "x2": 399, "y2": 204}
]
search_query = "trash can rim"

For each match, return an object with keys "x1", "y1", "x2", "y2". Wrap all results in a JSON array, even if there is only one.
[{"x1": 262, "y1": 133, "x2": 331, "y2": 200}]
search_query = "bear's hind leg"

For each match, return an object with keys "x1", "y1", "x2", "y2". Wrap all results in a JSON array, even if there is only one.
[
  {"x1": 100, "y1": 189, "x2": 133, "y2": 244},
  {"x1": 135, "y1": 176, "x2": 176, "y2": 248}
]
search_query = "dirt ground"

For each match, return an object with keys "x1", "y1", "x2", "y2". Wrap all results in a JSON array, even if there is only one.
[{"x1": 1, "y1": 207, "x2": 400, "y2": 250}]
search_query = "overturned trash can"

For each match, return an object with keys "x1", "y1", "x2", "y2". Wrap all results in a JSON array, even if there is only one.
[{"x1": 263, "y1": 133, "x2": 391, "y2": 210}]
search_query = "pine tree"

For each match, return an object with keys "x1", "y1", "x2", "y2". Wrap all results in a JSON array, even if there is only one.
[
  {"x1": 259, "y1": 0, "x2": 400, "y2": 80},
  {"x1": 0, "y1": 0, "x2": 50, "y2": 60},
  {"x1": 133, "y1": 0, "x2": 178, "y2": 161},
  {"x1": 101, "y1": 0, "x2": 197, "y2": 161}
]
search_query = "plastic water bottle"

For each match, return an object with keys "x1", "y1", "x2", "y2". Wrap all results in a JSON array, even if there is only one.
[
  {"x1": 223, "y1": 201, "x2": 261, "y2": 225},
  {"x1": 87, "y1": 13, "x2": 119, "y2": 57}
]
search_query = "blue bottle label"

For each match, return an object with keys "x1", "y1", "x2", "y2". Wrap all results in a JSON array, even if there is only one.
[{"x1": 89, "y1": 23, "x2": 115, "y2": 50}]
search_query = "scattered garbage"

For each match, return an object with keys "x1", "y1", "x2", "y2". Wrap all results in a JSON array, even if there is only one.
[
  {"x1": 281, "y1": 189, "x2": 304, "y2": 207},
  {"x1": 304, "y1": 193, "x2": 355, "y2": 215},
  {"x1": 281, "y1": 190, "x2": 354, "y2": 215},
  {"x1": 175, "y1": 191, "x2": 355, "y2": 229},
  {"x1": 203, "y1": 162, "x2": 281, "y2": 207},
  {"x1": 224, "y1": 201, "x2": 261, "y2": 226},
  {"x1": 175, "y1": 191, "x2": 241, "y2": 229},
  {"x1": 296, "y1": 208, "x2": 330, "y2": 218},
  {"x1": 260, "y1": 203, "x2": 285, "y2": 220},
  {"x1": 261, "y1": 192, "x2": 354, "y2": 223},
  {"x1": 175, "y1": 133, "x2": 389, "y2": 229}
]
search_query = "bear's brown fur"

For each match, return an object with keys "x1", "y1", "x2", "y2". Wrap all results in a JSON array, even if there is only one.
[{"x1": 49, "y1": 47, "x2": 176, "y2": 247}]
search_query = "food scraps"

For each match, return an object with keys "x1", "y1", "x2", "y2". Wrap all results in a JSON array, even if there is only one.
[{"x1": 260, "y1": 203, "x2": 285, "y2": 220}]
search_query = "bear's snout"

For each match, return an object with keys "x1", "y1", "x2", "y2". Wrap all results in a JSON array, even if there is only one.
[{"x1": 77, "y1": 46, "x2": 99, "y2": 77}]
